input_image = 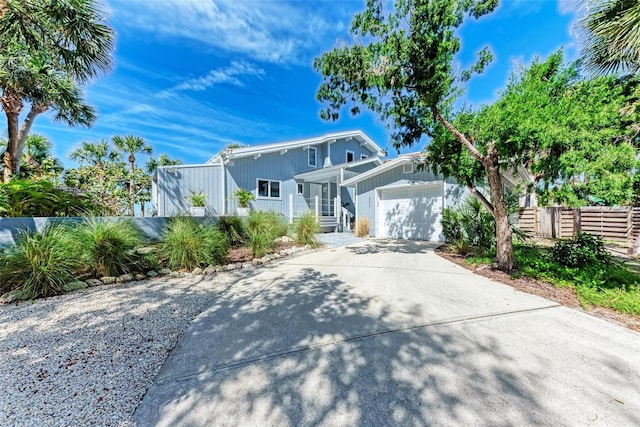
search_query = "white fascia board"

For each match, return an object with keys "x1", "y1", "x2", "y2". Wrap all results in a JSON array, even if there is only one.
[
  {"x1": 294, "y1": 156, "x2": 382, "y2": 181},
  {"x1": 207, "y1": 130, "x2": 384, "y2": 163},
  {"x1": 341, "y1": 157, "x2": 410, "y2": 187},
  {"x1": 375, "y1": 180, "x2": 443, "y2": 191},
  {"x1": 157, "y1": 162, "x2": 221, "y2": 170}
]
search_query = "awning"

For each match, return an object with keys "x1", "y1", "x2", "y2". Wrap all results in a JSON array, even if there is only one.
[{"x1": 294, "y1": 157, "x2": 381, "y2": 183}]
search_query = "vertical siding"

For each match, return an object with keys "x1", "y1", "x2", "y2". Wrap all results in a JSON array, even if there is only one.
[
  {"x1": 356, "y1": 163, "x2": 441, "y2": 236},
  {"x1": 330, "y1": 139, "x2": 377, "y2": 165},
  {"x1": 156, "y1": 164, "x2": 223, "y2": 216},
  {"x1": 444, "y1": 180, "x2": 470, "y2": 209}
]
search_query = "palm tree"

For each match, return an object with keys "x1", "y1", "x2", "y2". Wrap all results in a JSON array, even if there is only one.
[
  {"x1": 112, "y1": 135, "x2": 152, "y2": 216},
  {"x1": 579, "y1": 0, "x2": 640, "y2": 75},
  {"x1": 145, "y1": 154, "x2": 183, "y2": 174},
  {"x1": 69, "y1": 140, "x2": 119, "y2": 193},
  {"x1": 0, "y1": 0, "x2": 114, "y2": 182}
]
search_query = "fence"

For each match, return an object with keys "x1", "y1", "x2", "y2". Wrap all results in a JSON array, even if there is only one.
[{"x1": 517, "y1": 206, "x2": 640, "y2": 241}]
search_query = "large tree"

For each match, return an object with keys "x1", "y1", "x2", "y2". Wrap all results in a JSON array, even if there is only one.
[
  {"x1": 0, "y1": 0, "x2": 114, "y2": 182},
  {"x1": 313, "y1": 0, "x2": 527, "y2": 270},
  {"x1": 112, "y1": 135, "x2": 152, "y2": 216},
  {"x1": 69, "y1": 139, "x2": 119, "y2": 197}
]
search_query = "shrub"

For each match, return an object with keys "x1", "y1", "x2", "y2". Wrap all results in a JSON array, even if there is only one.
[
  {"x1": 246, "y1": 210, "x2": 287, "y2": 258},
  {"x1": 234, "y1": 188, "x2": 255, "y2": 208},
  {"x1": 459, "y1": 196, "x2": 495, "y2": 253},
  {"x1": 441, "y1": 207, "x2": 463, "y2": 243},
  {"x1": 551, "y1": 232, "x2": 611, "y2": 268},
  {"x1": 72, "y1": 218, "x2": 148, "y2": 277},
  {"x1": 354, "y1": 217, "x2": 370, "y2": 237},
  {"x1": 295, "y1": 211, "x2": 320, "y2": 247},
  {"x1": 0, "y1": 224, "x2": 81, "y2": 298},
  {"x1": 159, "y1": 217, "x2": 228, "y2": 270},
  {"x1": 216, "y1": 215, "x2": 247, "y2": 246}
]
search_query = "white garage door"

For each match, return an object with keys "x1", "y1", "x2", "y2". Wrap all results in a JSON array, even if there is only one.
[{"x1": 377, "y1": 184, "x2": 444, "y2": 241}]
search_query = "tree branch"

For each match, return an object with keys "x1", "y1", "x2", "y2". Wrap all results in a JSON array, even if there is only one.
[
  {"x1": 432, "y1": 106, "x2": 485, "y2": 162},
  {"x1": 465, "y1": 179, "x2": 495, "y2": 217}
]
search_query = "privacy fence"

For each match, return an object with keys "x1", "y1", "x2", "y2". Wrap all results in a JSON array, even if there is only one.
[{"x1": 517, "y1": 206, "x2": 640, "y2": 241}]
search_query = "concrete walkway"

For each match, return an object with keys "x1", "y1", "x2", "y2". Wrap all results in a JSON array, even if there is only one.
[
  {"x1": 315, "y1": 232, "x2": 366, "y2": 248},
  {"x1": 134, "y1": 240, "x2": 640, "y2": 426}
]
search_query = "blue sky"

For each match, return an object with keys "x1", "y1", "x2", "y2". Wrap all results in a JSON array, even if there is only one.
[{"x1": 27, "y1": 0, "x2": 581, "y2": 168}]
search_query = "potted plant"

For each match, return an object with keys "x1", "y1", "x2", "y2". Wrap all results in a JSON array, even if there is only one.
[
  {"x1": 187, "y1": 191, "x2": 206, "y2": 216},
  {"x1": 234, "y1": 188, "x2": 255, "y2": 217}
]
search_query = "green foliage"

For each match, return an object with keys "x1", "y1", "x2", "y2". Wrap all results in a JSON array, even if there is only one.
[
  {"x1": 72, "y1": 218, "x2": 148, "y2": 277},
  {"x1": 216, "y1": 215, "x2": 247, "y2": 246},
  {"x1": 469, "y1": 244, "x2": 640, "y2": 315},
  {"x1": 459, "y1": 196, "x2": 495, "y2": 252},
  {"x1": 187, "y1": 191, "x2": 206, "y2": 207},
  {"x1": 246, "y1": 210, "x2": 288, "y2": 258},
  {"x1": 234, "y1": 188, "x2": 255, "y2": 208},
  {"x1": 551, "y1": 232, "x2": 611, "y2": 268},
  {"x1": 441, "y1": 207, "x2": 463, "y2": 244},
  {"x1": 159, "y1": 217, "x2": 228, "y2": 270},
  {"x1": 0, "y1": 224, "x2": 81, "y2": 298},
  {"x1": 294, "y1": 211, "x2": 320, "y2": 247},
  {"x1": 0, "y1": 179, "x2": 99, "y2": 217}
]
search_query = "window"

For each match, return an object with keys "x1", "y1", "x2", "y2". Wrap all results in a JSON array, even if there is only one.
[
  {"x1": 257, "y1": 179, "x2": 281, "y2": 199},
  {"x1": 308, "y1": 147, "x2": 317, "y2": 167},
  {"x1": 297, "y1": 183, "x2": 304, "y2": 195},
  {"x1": 346, "y1": 150, "x2": 355, "y2": 163},
  {"x1": 403, "y1": 162, "x2": 413, "y2": 173},
  {"x1": 360, "y1": 154, "x2": 368, "y2": 160}
]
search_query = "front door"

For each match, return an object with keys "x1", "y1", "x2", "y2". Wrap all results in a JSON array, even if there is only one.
[{"x1": 309, "y1": 183, "x2": 322, "y2": 215}]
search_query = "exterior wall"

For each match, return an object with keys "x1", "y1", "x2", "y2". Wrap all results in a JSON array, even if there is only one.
[
  {"x1": 444, "y1": 178, "x2": 470, "y2": 209},
  {"x1": 355, "y1": 164, "x2": 441, "y2": 237},
  {"x1": 330, "y1": 139, "x2": 375, "y2": 166},
  {"x1": 156, "y1": 164, "x2": 223, "y2": 216}
]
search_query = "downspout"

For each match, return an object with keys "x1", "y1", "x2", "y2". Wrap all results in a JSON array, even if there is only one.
[{"x1": 221, "y1": 159, "x2": 226, "y2": 215}]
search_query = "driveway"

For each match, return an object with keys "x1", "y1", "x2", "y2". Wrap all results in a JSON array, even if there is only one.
[{"x1": 134, "y1": 240, "x2": 640, "y2": 426}]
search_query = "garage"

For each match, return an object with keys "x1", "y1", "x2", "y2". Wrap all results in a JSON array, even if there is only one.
[{"x1": 376, "y1": 183, "x2": 444, "y2": 241}]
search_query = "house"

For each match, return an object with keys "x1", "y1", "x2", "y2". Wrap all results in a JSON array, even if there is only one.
[
  {"x1": 152, "y1": 130, "x2": 385, "y2": 228},
  {"x1": 341, "y1": 153, "x2": 470, "y2": 241}
]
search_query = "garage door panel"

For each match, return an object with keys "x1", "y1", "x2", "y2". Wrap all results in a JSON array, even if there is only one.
[{"x1": 377, "y1": 185, "x2": 444, "y2": 241}]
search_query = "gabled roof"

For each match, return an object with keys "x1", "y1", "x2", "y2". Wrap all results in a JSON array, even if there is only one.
[
  {"x1": 206, "y1": 130, "x2": 384, "y2": 164},
  {"x1": 341, "y1": 153, "x2": 424, "y2": 186},
  {"x1": 294, "y1": 156, "x2": 382, "y2": 182}
]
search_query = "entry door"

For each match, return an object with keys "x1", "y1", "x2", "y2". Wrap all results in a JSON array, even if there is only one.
[{"x1": 310, "y1": 183, "x2": 322, "y2": 214}]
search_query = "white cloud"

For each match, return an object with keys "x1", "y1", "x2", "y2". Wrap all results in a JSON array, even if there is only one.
[
  {"x1": 107, "y1": 0, "x2": 355, "y2": 65},
  {"x1": 161, "y1": 61, "x2": 264, "y2": 96}
]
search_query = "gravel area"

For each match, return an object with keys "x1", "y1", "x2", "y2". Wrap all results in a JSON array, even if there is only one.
[{"x1": 0, "y1": 270, "x2": 246, "y2": 427}]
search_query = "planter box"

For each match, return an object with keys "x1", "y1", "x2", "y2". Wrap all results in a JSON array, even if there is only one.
[
  {"x1": 236, "y1": 207, "x2": 250, "y2": 217},
  {"x1": 190, "y1": 207, "x2": 205, "y2": 217}
]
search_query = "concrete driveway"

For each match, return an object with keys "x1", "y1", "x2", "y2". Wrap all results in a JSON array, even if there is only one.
[{"x1": 134, "y1": 240, "x2": 640, "y2": 426}]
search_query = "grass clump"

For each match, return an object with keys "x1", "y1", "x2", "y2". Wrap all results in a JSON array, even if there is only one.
[
  {"x1": 216, "y1": 215, "x2": 247, "y2": 246},
  {"x1": 246, "y1": 210, "x2": 288, "y2": 258},
  {"x1": 159, "y1": 217, "x2": 228, "y2": 270},
  {"x1": 468, "y1": 243, "x2": 640, "y2": 315},
  {"x1": 72, "y1": 218, "x2": 149, "y2": 277},
  {"x1": 294, "y1": 211, "x2": 320, "y2": 247},
  {"x1": 0, "y1": 224, "x2": 81, "y2": 298},
  {"x1": 354, "y1": 217, "x2": 370, "y2": 237}
]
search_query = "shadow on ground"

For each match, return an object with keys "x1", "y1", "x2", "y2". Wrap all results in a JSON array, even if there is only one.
[{"x1": 134, "y1": 265, "x2": 555, "y2": 426}]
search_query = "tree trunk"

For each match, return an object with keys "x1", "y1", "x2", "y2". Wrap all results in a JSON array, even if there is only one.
[
  {"x1": 140, "y1": 202, "x2": 145, "y2": 217},
  {"x1": 16, "y1": 104, "x2": 47, "y2": 174},
  {"x1": 485, "y1": 146, "x2": 516, "y2": 272},
  {"x1": 129, "y1": 156, "x2": 135, "y2": 216},
  {"x1": 2, "y1": 89, "x2": 23, "y2": 183}
]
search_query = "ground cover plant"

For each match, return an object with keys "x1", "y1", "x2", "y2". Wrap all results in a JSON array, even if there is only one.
[
  {"x1": 294, "y1": 211, "x2": 320, "y2": 247},
  {"x1": 465, "y1": 237, "x2": 640, "y2": 315},
  {"x1": 246, "y1": 210, "x2": 288, "y2": 258},
  {"x1": 216, "y1": 215, "x2": 247, "y2": 247}
]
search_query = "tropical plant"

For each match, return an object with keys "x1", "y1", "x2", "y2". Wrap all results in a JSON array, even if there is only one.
[
  {"x1": 579, "y1": 0, "x2": 640, "y2": 75},
  {"x1": 146, "y1": 154, "x2": 183, "y2": 174},
  {"x1": 158, "y1": 217, "x2": 228, "y2": 270},
  {"x1": 294, "y1": 211, "x2": 320, "y2": 247},
  {"x1": 551, "y1": 232, "x2": 612, "y2": 268},
  {"x1": 69, "y1": 139, "x2": 120, "y2": 195},
  {"x1": 0, "y1": 134, "x2": 63, "y2": 181},
  {"x1": 354, "y1": 217, "x2": 370, "y2": 237},
  {"x1": 234, "y1": 188, "x2": 255, "y2": 208},
  {"x1": 246, "y1": 210, "x2": 287, "y2": 258},
  {"x1": 63, "y1": 160, "x2": 129, "y2": 216},
  {"x1": 216, "y1": 215, "x2": 247, "y2": 246},
  {"x1": 0, "y1": 179, "x2": 99, "y2": 217},
  {"x1": 72, "y1": 218, "x2": 148, "y2": 277},
  {"x1": 112, "y1": 135, "x2": 152, "y2": 216},
  {"x1": 0, "y1": 224, "x2": 82, "y2": 297},
  {"x1": 441, "y1": 208, "x2": 463, "y2": 244},
  {"x1": 0, "y1": 0, "x2": 114, "y2": 182},
  {"x1": 187, "y1": 191, "x2": 206, "y2": 207}
]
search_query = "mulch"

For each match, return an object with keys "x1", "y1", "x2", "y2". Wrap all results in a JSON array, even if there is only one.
[{"x1": 435, "y1": 247, "x2": 640, "y2": 332}]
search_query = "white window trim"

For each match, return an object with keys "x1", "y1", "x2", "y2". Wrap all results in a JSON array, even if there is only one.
[
  {"x1": 308, "y1": 147, "x2": 317, "y2": 167},
  {"x1": 297, "y1": 183, "x2": 304, "y2": 195},
  {"x1": 403, "y1": 162, "x2": 414, "y2": 173},
  {"x1": 256, "y1": 178, "x2": 282, "y2": 200},
  {"x1": 346, "y1": 150, "x2": 355, "y2": 163},
  {"x1": 360, "y1": 154, "x2": 368, "y2": 160}
]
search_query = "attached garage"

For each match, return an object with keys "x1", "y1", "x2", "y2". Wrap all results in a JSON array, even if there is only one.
[{"x1": 377, "y1": 183, "x2": 444, "y2": 241}]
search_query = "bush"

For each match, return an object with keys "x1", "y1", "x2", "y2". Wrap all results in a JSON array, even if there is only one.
[
  {"x1": 246, "y1": 210, "x2": 287, "y2": 258},
  {"x1": 159, "y1": 217, "x2": 228, "y2": 270},
  {"x1": 441, "y1": 208, "x2": 463, "y2": 243},
  {"x1": 0, "y1": 224, "x2": 81, "y2": 298},
  {"x1": 72, "y1": 219, "x2": 148, "y2": 277},
  {"x1": 216, "y1": 215, "x2": 247, "y2": 246},
  {"x1": 355, "y1": 217, "x2": 370, "y2": 237},
  {"x1": 459, "y1": 196, "x2": 495, "y2": 253},
  {"x1": 551, "y1": 232, "x2": 611, "y2": 268},
  {"x1": 294, "y1": 211, "x2": 320, "y2": 247}
]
